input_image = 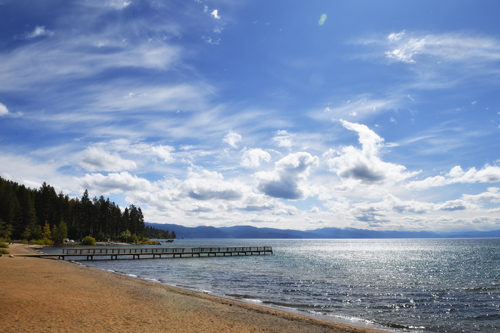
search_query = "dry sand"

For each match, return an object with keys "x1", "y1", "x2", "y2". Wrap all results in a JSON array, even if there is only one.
[{"x1": 1, "y1": 244, "x2": 389, "y2": 333}]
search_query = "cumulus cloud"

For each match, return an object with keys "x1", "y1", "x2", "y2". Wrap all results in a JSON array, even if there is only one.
[
  {"x1": 0, "y1": 103, "x2": 8, "y2": 116},
  {"x1": 240, "y1": 148, "x2": 271, "y2": 168},
  {"x1": 349, "y1": 195, "x2": 431, "y2": 224},
  {"x1": 435, "y1": 199, "x2": 471, "y2": 212},
  {"x1": 151, "y1": 145, "x2": 175, "y2": 163},
  {"x1": 78, "y1": 172, "x2": 152, "y2": 194},
  {"x1": 326, "y1": 120, "x2": 419, "y2": 184},
  {"x1": 80, "y1": 147, "x2": 137, "y2": 172},
  {"x1": 223, "y1": 131, "x2": 242, "y2": 148},
  {"x1": 383, "y1": 194, "x2": 433, "y2": 214},
  {"x1": 230, "y1": 192, "x2": 298, "y2": 215},
  {"x1": 408, "y1": 165, "x2": 500, "y2": 189},
  {"x1": 256, "y1": 152, "x2": 318, "y2": 200},
  {"x1": 348, "y1": 194, "x2": 478, "y2": 223},
  {"x1": 179, "y1": 169, "x2": 244, "y2": 201},
  {"x1": 462, "y1": 187, "x2": 500, "y2": 203}
]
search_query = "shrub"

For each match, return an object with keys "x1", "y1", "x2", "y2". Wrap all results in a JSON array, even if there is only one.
[
  {"x1": 139, "y1": 239, "x2": 160, "y2": 245},
  {"x1": 0, "y1": 249, "x2": 9, "y2": 255},
  {"x1": 31, "y1": 238, "x2": 54, "y2": 245},
  {"x1": 0, "y1": 238, "x2": 9, "y2": 248},
  {"x1": 96, "y1": 231, "x2": 106, "y2": 242},
  {"x1": 82, "y1": 236, "x2": 96, "y2": 246},
  {"x1": 22, "y1": 239, "x2": 30, "y2": 245},
  {"x1": 118, "y1": 230, "x2": 131, "y2": 243}
]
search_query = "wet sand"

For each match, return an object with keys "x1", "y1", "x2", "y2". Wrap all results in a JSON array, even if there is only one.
[{"x1": 1, "y1": 244, "x2": 389, "y2": 333}]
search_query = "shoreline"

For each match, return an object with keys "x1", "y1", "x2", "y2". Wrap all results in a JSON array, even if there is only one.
[{"x1": 1, "y1": 244, "x2": 390, "y2": 333}]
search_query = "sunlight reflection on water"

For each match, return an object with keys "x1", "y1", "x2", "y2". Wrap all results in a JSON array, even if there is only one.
[{"x1": 47, "y1": 238, "x2": 500, "y2": 332}]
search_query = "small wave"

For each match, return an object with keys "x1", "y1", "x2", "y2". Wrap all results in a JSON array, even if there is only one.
[
  {"x1": 243, "y1": 298, "x2": 263, "y2": 304},
  {"x1": 125, "y1": 274, "x2": 138, "y2": 278},
  {"x1": 322, "y1": 312, "x2": 386, "y2": 328},
  {"x1": 142, "y1": 277, "x2": 160, "y2": 283}
]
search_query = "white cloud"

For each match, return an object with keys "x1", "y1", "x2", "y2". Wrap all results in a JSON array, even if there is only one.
[
  {"x1": 408, "y1": 165, "x2": 500, "y2": 189},
  {"x1": 256, "y1": 152, "x2": 318, "y2": 200},
  {"x1": 151, "y1": 145, "x2": 175, "y2": 163},
  {"x1": 0, "y1": 33, "x2": 182, "y2": 92},
  {"x1": 384, "y1": 31, "x2": 500, "y2": 64},
  {"x1": 22, "y1": 26, "x2": 54, "y2": 39},
  {"x1": 387, "y1": 31, "x2": 405, "y2": 42},
  {"x1": 108, "y1": 0, "x2": 131, "y2": 9},
  {"x1": 348, "y1": 195, "x2": 431, "y2": 224},
  {"x1": 223, "y1": 131, "x2": 242, "y2": 148},
  {"x1": 347, "y1": 194, "x2": 479, "y2": 224},
  {"x1": 311, "y1": 97, "x2": 399, "y2": 122},
  {"x1": 383, "y1": 194, "x2": 434, "y2": 214},
  {"x1": 211, "y1": 9, "x2": 221, "y2": 19},
  {"x1": 94, "y1": 83, "x2": 208, "y2": 114},
  {"x1": 78, "y1": 171, "x2": 152, "y2": 194},
  {"x1": 0, "y1": 103, "x2": 8, "y2": 116},
  {"x1": 80, "y1": 147, "x2": 137, "y2": 172},
  {"x1": 463, "y1": 188, "x2": 500, "y2": 203},
  {"x1": 179, "y1": 169, "x2": 244, "y2": 201},
  {"x1": 0, "y1": 151, "x2": 71, "y2": 192},
  {"x1": 82, "y1": 0, "x2": 132, "y2": 10},
  {"x1": 326, "y1": 120, "x2": 419, "y2": 184},
  {"x1": 240, "y1": 148, "x2": 272, "y2": 168},
  {"x1": 202, "y1": 36, "x2": 220, "y2": 45},
  {"x1": 436, "y1": 199, "x2": 475, "y2": 212},
  {"x1": 272, "y1": 130, "x2": 293, "y2": 149}
]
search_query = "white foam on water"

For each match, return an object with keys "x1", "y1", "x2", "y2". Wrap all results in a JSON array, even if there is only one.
[
  {"x1": 243, "y1": 298, "x2": 263, "y2": 304},
  {"x1": 142, "y1": 277, "x2": 160, "y2": 283}
]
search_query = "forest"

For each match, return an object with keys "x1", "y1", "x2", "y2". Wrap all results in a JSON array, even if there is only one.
[{"x1": 0, "y1": 176, "x2": 174, "y2": 243}]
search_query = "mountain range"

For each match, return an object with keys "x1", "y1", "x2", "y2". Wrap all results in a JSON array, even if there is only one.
[{"x1": 145, "y1": 223, "x2": 500, "y2": 239}]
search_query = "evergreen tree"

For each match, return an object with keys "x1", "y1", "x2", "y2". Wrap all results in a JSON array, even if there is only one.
[
  {"x1": 0, "y1": 218, "x2": 13, "y2": 239},
  {"x1": 0, "y1": 176, "x2": 148, "y2": 242},
  {"x1": 17, "y1": 185, "x2": 37, "y2": 238}
]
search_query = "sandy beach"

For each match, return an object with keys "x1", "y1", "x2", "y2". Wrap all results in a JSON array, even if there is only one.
[{"x1": 1, "y1": 244, "x2": 389, "y2": 333}]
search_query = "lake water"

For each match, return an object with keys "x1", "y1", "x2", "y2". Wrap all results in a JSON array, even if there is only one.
[{"x1": 45, "y1": 238, "x2": 500, "y2": 332}]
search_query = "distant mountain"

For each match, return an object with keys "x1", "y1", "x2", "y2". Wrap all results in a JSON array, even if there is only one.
[{"x1": 145, "y1": 223, "x2": 500, "y2": 239}]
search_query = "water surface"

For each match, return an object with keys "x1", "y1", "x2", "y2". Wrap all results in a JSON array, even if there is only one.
[{"x1": 46, "y1": 238, "x2": 500, "y2": 332}]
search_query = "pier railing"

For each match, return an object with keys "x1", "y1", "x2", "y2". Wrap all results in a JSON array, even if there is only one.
[{"x1": 56, "y1": 246, "x2": 273, "y2": 260}]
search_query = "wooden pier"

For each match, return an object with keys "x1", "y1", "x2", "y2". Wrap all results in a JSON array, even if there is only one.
[{"x1": 22, "y1": 246, "x2": 273, "y2": 261}]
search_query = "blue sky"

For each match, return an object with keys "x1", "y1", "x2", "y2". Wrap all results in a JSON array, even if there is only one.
[{"x1": 1, "y1": 0, "x2": 500, "y2": 231}]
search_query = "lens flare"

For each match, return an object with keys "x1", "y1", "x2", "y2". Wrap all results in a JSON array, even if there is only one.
[{"x1": 318, "y1": 14, "x2": 327, "y2": 26}]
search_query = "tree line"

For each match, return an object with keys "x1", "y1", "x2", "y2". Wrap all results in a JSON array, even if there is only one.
[
  {"x1": 0, "y1": 176, "x2": 175, "y2": 243},
  {"x1": 144, "y1": 225, "x2": 176, "y2": 239}
]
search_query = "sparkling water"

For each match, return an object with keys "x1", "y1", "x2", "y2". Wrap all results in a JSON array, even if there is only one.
[{"x1": 46, "y1": 238, "x2": 500, "y2": 332}]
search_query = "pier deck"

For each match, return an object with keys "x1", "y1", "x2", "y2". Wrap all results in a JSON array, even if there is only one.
[{"x1": 19, "y1": 246, "x2": 273, "y2": 261}]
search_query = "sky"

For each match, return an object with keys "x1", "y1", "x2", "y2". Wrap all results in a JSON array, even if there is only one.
[{"x1": 1, "y1": 0, "x2": 500, "y2": 232}]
